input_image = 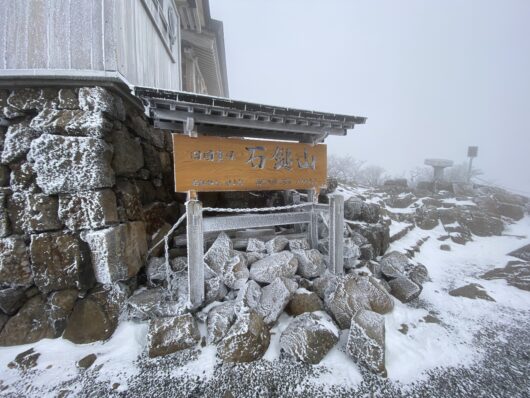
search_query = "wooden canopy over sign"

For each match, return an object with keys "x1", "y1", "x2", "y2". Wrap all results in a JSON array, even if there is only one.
[{"x1": 173, "y1": 134, "x2": 327, "y2": 192}]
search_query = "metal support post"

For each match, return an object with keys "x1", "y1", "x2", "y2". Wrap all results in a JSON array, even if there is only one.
[
  {"x1": 329, "y1": 194, "x2": 344, "y2": 275},
  {"x1": 307, "y1": 189, "x2": 319, "y2": 249},
  {"x1": 186, "y1": 196, "x2": 204, "y2": 309}
]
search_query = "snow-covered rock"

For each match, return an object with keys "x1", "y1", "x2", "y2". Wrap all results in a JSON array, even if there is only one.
[
  {"x1": 235, "y1": 280, "x2": 262, "y2": 314},
  {"x1": 388, "y1": 276, "x2": 421, "y2": 303},
  {"x1": 204, "y1": 232, "x2": 233, "y2": 274},
  {"x1": 127, "y1": 288, "x2": 187, "y2": 320},
  {"x1": 147, "y1": 314, "x2": 200, "y2": 358},
  {"x1": 217, "y1": 310, "x2": 270, "y2": 363},
  {"x1": 280, "y1": 311, "x2": 339, "y2": 364},
  {"x1": 256, "y1": 277, "x2": 297, "y2": 325},
  {"x1": 205, "y1": 276, "x2": 228, "y2": 304},
  {"x1": 222, "y1": 252, "x2": 249, "y2": 290},
  {"x1": 265, "y1": 236, "x2": 289, "y2": 254},
  {"x1": 58, "y1": 189, "x2": 118, "y2": 230},
  {"x1": 249, "y1": 251, "x2": 298, "y2": 284},
  {"x1": 29, "y1": 232, "x2": 94, "y2": 293},
  {"x1": 380, "y1": 251, "x2": 409, "y2": 280},
  {"x1": 292, "y1": 249, "x2": 326, "y2": 279},
  {"x1": 81, "y1": 222, "x2": 147, "y2": 284},
  {"x1": 7, "y1": 192, "x2": 61, "y2": 233},
  {"x1": 28, "y1": 134, "x2": 114, "y2": 194},
  {"x1": 311, "y1": 271, "x2": 338, "y2": 300},
  {"x1": 207, "y1": 301, "x2": 236, "y2": 344},
  {"x1": 1, "y1": 123, "x2": 41, "y2": 163},
  {"x1": 346, "y1": 309, "x2": 386, "y2": 376},
  {"x1": 343, "y1": 237, "x2": 361, "y2": 269},
  {"x1": 246, "y1": 238, "x2": 266, "y2": 253},
  {"x1": 325, "y1": 275, "x2": 394, "y2": 329},
  {"x1": 288, "y1": 238, "x2": 310, "y2": 251}
]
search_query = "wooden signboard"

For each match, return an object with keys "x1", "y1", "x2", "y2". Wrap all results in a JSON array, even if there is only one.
[{"x1": 172, "y1": 134, "x2": 327, "y2": 192}]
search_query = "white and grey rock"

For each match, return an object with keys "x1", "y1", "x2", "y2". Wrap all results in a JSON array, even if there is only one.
[
  {"x1": 249, "y1": 251, "x2": 298, "y2": 284},
  {"x1": 292, "y1": 249, "x2": 326, "y2": 279}
]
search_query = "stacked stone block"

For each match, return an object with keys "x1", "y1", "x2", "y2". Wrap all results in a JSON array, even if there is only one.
[{"x1": 0, "y1": 86, "x2": 179, "y2": 345}]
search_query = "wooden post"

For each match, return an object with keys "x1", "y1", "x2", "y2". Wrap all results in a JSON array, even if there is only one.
[
  {"x1": 329, "y1": 194, "x2": 344, "y2": 275},
  {"x1": 307, "y1": 189, "x2": 319, "y2": 249},
  {"x1": 186, "y1": 195, "x2": 204, "y2": 309}
]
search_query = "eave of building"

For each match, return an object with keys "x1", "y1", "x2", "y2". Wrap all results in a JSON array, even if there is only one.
[{"x1": 134, "y1": 86, "x2": 366, "y2": 143}]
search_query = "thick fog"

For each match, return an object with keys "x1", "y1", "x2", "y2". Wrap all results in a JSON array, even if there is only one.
[{"x1": 210, "y1": 0, "x2": 530, "y2": 195}]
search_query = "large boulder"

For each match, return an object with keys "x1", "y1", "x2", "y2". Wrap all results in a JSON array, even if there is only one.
[
  {"x1": 28, "y1": 134, "x2": 114, "y2": 194},
  {"x1": 286, "y1": 288, "x2": 324, "y2": 316},
  {"x1": 217, "y1": 310, "x2": 270, "y2": 363},
  {"x1": 291, "y1": 249, "x2": 326, "y2": 279},
  {"x1": 344, "y1": 197, "x2": 380, "y2": 223},
  {"x1": 497, "y1": 202, "x2": 525, "y2": 221},
  {"x1": 325, "y1": 275, "x2": 394, "y2": 329},
  {"x1": 204, "y1": 232, "x2": 233, "y2": 275},
  {"x1": 256, "y1": 277, "x2": 297, "y2": 325},
  {"x1": 222, "y1": 252, "x2": 249, "y2": 290},
  {"x1": 458, "y1": 209, "x2": 504, "y2": 237},
  {"x1": 346, "y1": 309, "x2": 386, "y2": 376},
  {"x1": 58, "y1": 189, "x2": 118, "y2": 230},
  {"x1": 207, "y1": 301, "x2": 236, "y2": 344},
  {"x1": 265, "y1": 236, "x2": 289, "y2": 254},
  {"x1": 126, "y1": 288, "x2": 187, "y2": 320},
  {"x1": 354, "y1": 223, "x2": 390, "y2": 256},
  {"x1": 481, "y1": 261, "x2": 530, "y2": 292},
  {"x1": 508, "y1": 244, "x2": 530, "y2": 262},
  {"x1": 0, "y1": 289, "x2": 77, "y2": 346},
  {"x1": 82, "y1": 222, "x2": 147, "y2": 284},
  {"x1": 234, "y1": 280, "x2": 262, "y2": 314},
  {"x1": 30, "y1": 232, "x2": 95, "y2": 293},
  {"x1": 147, "y1": 314, "x2": 200, "y2": 358},
  {"x1": 379, "y1": 251, "x2": 409, "y2": 280},
  {"x1": 249, "y1": 251, "x2": 298, "y2": 284},
  {"x1": 1, "y1": 123, "x2": 42, "y2": 163},
  {"x1": 280, "y1": 312, "x2": 339, "y2": 364},
  {"x1": 63, "y1": 286, "x2": 125, "y2": 344},
  {"x1": 388, "y1": 277, "x2": 421, "y2": 303}
]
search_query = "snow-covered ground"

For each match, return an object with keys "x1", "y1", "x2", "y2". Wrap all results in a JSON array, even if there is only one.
[{"x1": 1, "y1": 206, "x2": 529, "y2": 397}]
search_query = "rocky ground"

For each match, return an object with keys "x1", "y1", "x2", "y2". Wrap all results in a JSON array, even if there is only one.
[{"x1": 0, "y1": 181, "x2": 529, "y2": 397}]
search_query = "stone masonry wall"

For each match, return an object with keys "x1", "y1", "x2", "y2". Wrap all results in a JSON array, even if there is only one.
[{"x1": 0, "y1": 86, "x2": 181, "y2": 345}]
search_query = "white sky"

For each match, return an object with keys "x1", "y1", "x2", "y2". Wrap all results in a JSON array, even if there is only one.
[{"x1": 210, "y1": 0, "x2": 530, "y2": 195}]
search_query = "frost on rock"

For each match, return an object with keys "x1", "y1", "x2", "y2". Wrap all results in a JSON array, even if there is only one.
[
  {"x1": 234, "y1": 280, "x2": 262, "y2": 314},
  {"x1": 246, "y1": 238, "x2": 266, "y2": 253},
  {"x1": 312, "y1": 271, "x2": 339, "y2": 300},
  {"x1": 346, "y1": 309, "x2": 386, "y2": 376},
  {"x1": 1, "y1": 123, "x2": 42, "y2": 164},
  {"x1": 256, "y1": 277, "x2": 296, "y2": 325},
  {"x1": 388, "y1": 276, "x2": 422, "y2": 303},
  {"x1": 291, "y1": 249, "x2": 326, "y2": 279},
  {"x1": 0, "y1": 236, "x2": 33, "y2": 287},
  {"x1": 246, "y1": 251, "x2": 266, "y2": 265},
  {"x1": 288, "y1": 238, "x2": 310, "y2": 251},
  {"x1": 325, "y1": 275, "x2": 394, "y2": 329},
  {"x1": 207, "y1": 301, "x2": 236, "y2": 344},
  {"x1": 205, "y1": 276, "x2": 228, "y2": 304},
  {"x1": 265, "y1": 236, "x2": 289, "y2": 254},
  {"x1": 343, "y1": 237, "x2": 361, "y2": 269},
  {"x1": 127, "y1": 288, "x2": 187, "y2": 321},
  {"x1": 204, "y1": 232, "x2": 233, "y2": 274},
  {"x1": 29, "y1": 134, "x2": 114, "y2": 194},
  {"x1": 82, "y1": 222, "x2": 147, "y2": 284},
  {"x1": 280, "y1": 311, "x2": 339, "y2": 364},
  {"x1": 29, "y1": 108, "x2": 112, "y2": 138},
  {"x1": 7, "y1": 192, "x2": 61, "y2": 234},
  {"x1": 147, "y1": 314, "x2": 200, "y2": 358},
  {"x1": 58, "y1": 189, "x2": 118, "y2": 230},
  {"x1": 380, "y1": 251, "x2": 409, "y2": 280},
  {"x1": 145, "y1": 257, "x2": 168, "y2": 285},
  {"x1": 408, "y1": 263, "x2": 430, "y2": 286},
  {"x1": 217, "y1": 310, "x2": 270, "y2": 363},
  {"x1": 249, "y1": 251, "x2": 298, "y2": 284},
  {"x1": 78, "y1": 87, "x2": 125, "y2": 121},
  {"x1": 30, "y1": 232, "x2": 94, "y2": 293},
  {"x1": 222, "y1": 251, "x2": 249, "y2": 290}
]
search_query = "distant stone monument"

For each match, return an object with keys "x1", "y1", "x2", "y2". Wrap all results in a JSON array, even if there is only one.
[{"x1": 424, "y1": 159, "x2": 454, "y2": 182}]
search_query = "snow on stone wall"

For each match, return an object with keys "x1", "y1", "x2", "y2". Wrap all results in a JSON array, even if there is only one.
[{"x1": 0, "y1": 86, "x2": 179, "y2": 346}]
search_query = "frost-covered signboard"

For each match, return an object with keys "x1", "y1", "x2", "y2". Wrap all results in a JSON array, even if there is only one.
[{"x1": 173, "y1": 135, "x2": 327, "y2": 192}]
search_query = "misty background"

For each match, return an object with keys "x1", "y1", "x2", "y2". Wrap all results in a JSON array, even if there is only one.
[{"x1": 209, "y1": 0, "x2": 530, "y2": 195}]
